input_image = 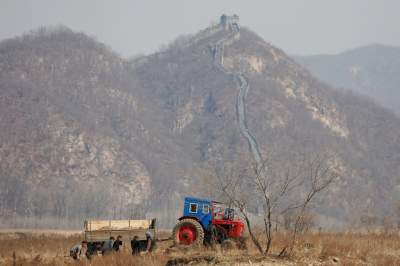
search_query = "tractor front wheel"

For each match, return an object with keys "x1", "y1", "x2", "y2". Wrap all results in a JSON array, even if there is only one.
[{"x1": 172, "y1": 219, "x2": 204, "y2": 246}]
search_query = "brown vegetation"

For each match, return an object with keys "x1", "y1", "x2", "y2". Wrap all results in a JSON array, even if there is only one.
[
  {"x1": 2, "y1": 21, "x2": 400, "y2": 230},
  {"x1": 215, "y1": 151, "x2": 339, "y2": 255},
  {"x1": 1, "y1": 231, "x2": 400, "y2": 265}
]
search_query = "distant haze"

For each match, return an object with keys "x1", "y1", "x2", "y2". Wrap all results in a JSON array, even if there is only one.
[{"x1": 2, "y1": 0, "x2": 400, "y2": 57}]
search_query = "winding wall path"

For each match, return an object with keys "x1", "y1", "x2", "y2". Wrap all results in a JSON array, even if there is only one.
[{"x1": 212, "y1": 23, "x2": 264, "y2": 172}]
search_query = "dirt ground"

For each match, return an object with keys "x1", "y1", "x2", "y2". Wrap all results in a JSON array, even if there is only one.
[{"x1": 0, "y1": 230, "x2": 399, "y2": 265}]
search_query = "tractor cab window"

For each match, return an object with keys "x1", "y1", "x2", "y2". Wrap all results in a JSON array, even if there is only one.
[
  {"x1": 203, "y1": 204, "x2": 210, "y2": 214},
  {"x1": 189, "y1": 203, "x2": 198, "y2": 213}
]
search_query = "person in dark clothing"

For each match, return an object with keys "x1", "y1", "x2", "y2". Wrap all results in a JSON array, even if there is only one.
[
  {"x1": 130, "y1": 235, "x2": 141, "y2": 255},
  {"x1": 113, "y1": 235, "x2": 123, "y2": 252}
]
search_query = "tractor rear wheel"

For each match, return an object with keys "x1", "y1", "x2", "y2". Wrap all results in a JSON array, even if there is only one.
[{"x1": 172, "y1": 219, "x2": 204, "y2": 246}]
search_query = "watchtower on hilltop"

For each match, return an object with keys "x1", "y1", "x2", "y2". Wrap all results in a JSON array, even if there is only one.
[{"x1": 220, "y1": 14, "x2": 240, "y2": 30}]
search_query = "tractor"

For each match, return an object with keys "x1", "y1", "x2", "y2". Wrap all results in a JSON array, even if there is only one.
[{"x1": 172, "y1": 197, "x2": 245, "y2": 249}]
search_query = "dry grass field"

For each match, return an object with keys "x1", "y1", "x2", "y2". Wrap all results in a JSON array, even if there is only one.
[{"x1": 0, "y1": 230, "x2": 399, "y2": 265}]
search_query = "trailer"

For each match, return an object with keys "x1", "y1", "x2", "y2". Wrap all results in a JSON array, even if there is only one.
[{"x1": 84, "y1": 218, "x2": 156, "y2": 254}]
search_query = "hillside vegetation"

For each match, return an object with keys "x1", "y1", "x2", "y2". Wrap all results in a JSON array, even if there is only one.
[{"x1": 1, "y1": 21, "x2": 400, "y2": 229}]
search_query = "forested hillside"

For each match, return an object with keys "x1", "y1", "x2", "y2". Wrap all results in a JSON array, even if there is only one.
[{"x1": 1, "y1": 22, "x2": 399, "y2": 229}]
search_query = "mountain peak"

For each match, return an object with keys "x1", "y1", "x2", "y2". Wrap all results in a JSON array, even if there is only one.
[
  {"x1": 1, "y1": 16, "x2": 400, "y2": 228},
  {"x1": 296, "y1": 43, "x2": 400, "y2": 114}
]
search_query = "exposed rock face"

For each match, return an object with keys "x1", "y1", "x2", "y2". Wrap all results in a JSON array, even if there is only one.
[{"x1": 1, "y1": 23, "x2": 400, "y2": 228}]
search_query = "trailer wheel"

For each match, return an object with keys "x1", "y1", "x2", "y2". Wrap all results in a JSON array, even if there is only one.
[{"x1": 172, "y1": 218, "x2": 204, "y2": 246}]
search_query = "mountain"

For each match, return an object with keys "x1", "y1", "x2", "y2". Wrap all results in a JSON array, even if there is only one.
[
  {"x1": 1, "y1": 20, "x2": 400, "y2": 229},
  {"x1": 295, "y1": 44, "x2": 400, "y2": 115}
]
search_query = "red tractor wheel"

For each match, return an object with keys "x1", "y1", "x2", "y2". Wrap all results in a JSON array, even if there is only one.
[{"x1": 172, "y1": 218, "x2": 204, "y2": 246}]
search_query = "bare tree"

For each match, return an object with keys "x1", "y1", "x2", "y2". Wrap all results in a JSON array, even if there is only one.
[
  {"x1": 284, "y1": 153, "x2": 339, "y2": 255},
  {"x1": 214, "y1": 150, "x2": 339, "y2": 255}
]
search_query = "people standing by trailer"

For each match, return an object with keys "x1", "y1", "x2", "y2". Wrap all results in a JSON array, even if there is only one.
[
  {"x1": 113, "y1": 235, "x2": 123, "y2": 252},
  {"x1": 70, "y1": 241, "x2": 89, "y2": 260},
  {"x1": 83, "y1": 218, "x2": 158, "y2": 256},
  {"x1": 101, "y1": 236, "x2": 115, "y2": 255},
  {"x1": 131, "y1": 235, "x2": 141, "y2": 255},
  {"x1": 145, "y1": 230, "x2": 156, "y2": 252}
]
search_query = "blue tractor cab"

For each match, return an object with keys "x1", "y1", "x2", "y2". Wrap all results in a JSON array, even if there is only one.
[{"x1": 182, "y1": 197, "x2": 212, "y2": 230}]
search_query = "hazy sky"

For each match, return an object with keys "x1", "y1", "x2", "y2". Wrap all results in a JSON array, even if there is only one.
[{"x1": 1, "y1": 0, "x2": 399, "y2": 57}]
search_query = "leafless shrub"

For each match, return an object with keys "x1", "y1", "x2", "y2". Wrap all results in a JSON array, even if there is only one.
[{"x1": 213, "y1": 150, "x2": 339, "y2": 255}]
